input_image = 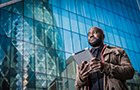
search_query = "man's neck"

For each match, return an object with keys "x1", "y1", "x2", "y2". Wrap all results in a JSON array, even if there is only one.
[{"x1": 92, "y1": 44, "x2": 104, "y2": 49}]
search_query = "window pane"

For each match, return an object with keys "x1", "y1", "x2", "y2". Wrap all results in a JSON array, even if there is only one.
[
  {"x1": 78, "y1": 16, "x2": 86, "y2": 35},
  {"x1": 44, "y1": 3, "x2": 53, "y2": 25},
  {"x1": 89, "y1": 4, "x2": 97, "y2": 21},
  {"x1": 85, "y1": 18, "x2": 92, "y2": 33},
  {"x1": 116, "y1": 2, "x2": 124, "y2": 16},
  {"x1": 35, "y1": 21, "x2": 44, "y2": 46},
  {"x1": 23, "y1": 71, "x2": 35, "y2": 89},
  {"x1": 110, "y1": 0, "x2": 118, "y2": 14},
  {"x1": 96, "y1": 7, "x2": 104, "y2": 23},
  {"x1": 46, "y1": 49, "x2": 56, "y2": 75},
  {"x1": 70, "y1": 13, "x2": 78, "y2": 33},
  {"x1": 75, "y1": 0, "x2": 83, "y2": 16},
  {"x1": 112, "y1": 29, "x2": 121, "y2": 47},
  {"x1": 68, "y1": 0, "x2": 76, "y2": 13},
  {"x1": 13, "y1": 1, "x2": 23, "y2": 15},
  {"x1": 34, "y1": 0, "x2": 43, "y2": 22},
  {"x1": 63, "y1": 30, "x2": 73, "y2": 53},
  {"x1": 12, "y1": 14, "x2": 23, "y2": 40},
  {"x1": 52, "y1": 6, "x2": 62, "y2": 27},
  {"x1": 10, "y1": 68, "x2": 22, "y2": 89},
  {"x1": 0, "y1": 10, "x2": 11, "y2": 37},
  {"x1": 60, "y1": 0, "x2": 68, "y2": 10},
  {"x1": 24, "y1": 0, "x2": 33, "y2": 18},
  {"x1": 105, "y1": 0, "x2": 112, "y2": 11},
  {"x1": 82, "y1": 1, "x2": 90, "y2": 18},
  {"x1": 68, "y1": 79, "x2": 76, "y2": 90},
  {"x1": 61, "y1": 10, "x2": 70, "y2": 30},
  {"x1": 36, "y1": 73, "x2": 47, "y2": 89},
  {"x1": 102, "y1": 9, "x2": 110, "y2": 26},
  {"x1": 119, "y1": 31, "x2": 127, "y2": 48},
  {"x1": 44, "y1": 24, "x2": 55, "y2": 49},
  {"x1": 23, "y1": 42, "x2": 35, "y2": 71},
  {"x1": 72, "y1": 33, "x2": 81, "y2": 53},
  {"x1": 11, "y1": 39, "x2": 23, "y2": 69},
  {"x1": 56, "y1": 51, "x2": 66, "y2": 77},
  {"x1": 131, "y1": 35, "x2": 139, "y2": 52},
  {"x1": 0, "y1": 36, "x2": 10, "y2": 66},
  {"x1": 106, "y1": 26, "x2": 115, "y2": 45},
  {"x1": 35, "y1": 45, "x2": 46, "y2": 73},
  {"x1": 80, "y1": 35, "x2": 88, "y2": 49},
  {"x1": 24, "y1": 17, "x2": 34, "y2": 43},
  {"x1": 124, "y1": 33, "x2": 134, "y2": 51}
]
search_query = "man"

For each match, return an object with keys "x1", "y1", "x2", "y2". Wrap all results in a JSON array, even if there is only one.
[{"x1": 75, "y1": 27, "x2": 134, "y2": 90}]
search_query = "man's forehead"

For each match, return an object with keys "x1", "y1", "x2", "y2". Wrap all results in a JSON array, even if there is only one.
[{"x1": 89, "y1": 27, "x2": 103, "y2": 33}]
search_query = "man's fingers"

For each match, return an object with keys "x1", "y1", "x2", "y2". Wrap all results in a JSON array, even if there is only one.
[
  {"x1": 77, "y1": 65, "x2": 80, "y2": 71},
  {"x1": 90, "y1": 57, "x2": 96, "y2": 62},
  {"x1": 80, "y1": 61, "x2": 85, "y2": 70},
  {"x1": 81, "y1": 63, "x2": 89, "y2": 73}
]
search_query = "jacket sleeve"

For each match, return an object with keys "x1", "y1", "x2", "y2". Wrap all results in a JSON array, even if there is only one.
[
  {"x1": 75, "y1": 67, "x2": 87, "y2": 90},
  {"x1": 102, "y1": 49, "x2": 134, "y2": 80}
]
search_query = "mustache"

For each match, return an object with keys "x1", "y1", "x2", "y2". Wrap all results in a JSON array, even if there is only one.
[{"x1": 90, "y1": 36, "x2": 97, "y2": 39}]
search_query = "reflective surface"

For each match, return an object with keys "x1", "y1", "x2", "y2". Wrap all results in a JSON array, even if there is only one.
[{"x1": 0, "y1": 0, "x2": 140, "y2": 89}]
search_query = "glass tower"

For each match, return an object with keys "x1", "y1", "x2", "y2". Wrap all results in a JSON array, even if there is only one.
[{"x1": 0, "y1": 0, "x2": 140, "y2": 90}]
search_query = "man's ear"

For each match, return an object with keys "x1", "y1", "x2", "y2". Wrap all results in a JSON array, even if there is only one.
[{"x1": 103, "y1": 34, "x2": 105, "y2": 39}]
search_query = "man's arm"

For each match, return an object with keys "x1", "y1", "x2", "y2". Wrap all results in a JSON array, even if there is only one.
[{"x1": 102, "y1": 49, "x2": 134, "y2": 80}]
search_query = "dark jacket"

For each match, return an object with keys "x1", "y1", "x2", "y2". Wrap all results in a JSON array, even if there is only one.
[{"x1": 75, "y1": 45, "x2": 134, "y2": 90}]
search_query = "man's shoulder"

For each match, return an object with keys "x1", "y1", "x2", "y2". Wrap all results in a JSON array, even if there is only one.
[{"x1": 105, "y1": 45, "x2": 125, "y2": 54}]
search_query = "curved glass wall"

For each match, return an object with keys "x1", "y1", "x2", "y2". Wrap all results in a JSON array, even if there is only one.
[{"x1": 0, "y1": 0, "x2": 140, "y2": 90}]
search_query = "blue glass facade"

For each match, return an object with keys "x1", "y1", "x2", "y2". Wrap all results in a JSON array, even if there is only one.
[{"x1": 0, "y1": 0, "x2": 140, "y2": 90}]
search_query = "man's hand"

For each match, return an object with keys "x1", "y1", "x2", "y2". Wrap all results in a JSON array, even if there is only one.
[
  {"x1": 77, "y1": 61, "x2": 92, "y2": 82},
  {"x1": 90, "y1": 57, "x2": 103, "y2": 71}
]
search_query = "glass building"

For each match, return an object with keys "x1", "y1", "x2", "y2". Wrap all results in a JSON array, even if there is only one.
[{"x1": 0, "y1": 0, "x2": 140, "y2": 90}]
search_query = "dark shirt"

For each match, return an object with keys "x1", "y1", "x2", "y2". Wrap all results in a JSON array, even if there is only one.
[{"x1": 89, "y1": 45, "x2": 104, "y2": 90}]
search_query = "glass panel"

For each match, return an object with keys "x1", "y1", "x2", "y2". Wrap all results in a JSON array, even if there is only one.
[
  {"x1": 23, "y1": 71, "x2": 35, "y2": 89},
  {"x1": 85, "y1": 18, "x2": 92, "y2": 33},
  {"x1": 130, "y1": 35, "x2": 139, "y2": 52},
  {"x1": 46, "y1": 48, "x2": 56, "y2": 75},
  {"x1": 120, "y1": 17, "x2": 128, "y2": 32},
  {"x1": 92, "y1": 20, "x2": 99, "y2": 27},
  {"x1": 127, "y1": 6, "x2": 134, "y2": 20},
  {"x1": 66, "y1": 57, "x2": 76, "y2": 79},
  {"x1": 60, "y1": 0, "x2": 68, "y2": 10},
  {"x1": 10, "y1": 68, "x2": 22, "y2": 89},
  {"x1": 13, "y1": 1, "x2": 23, "y2": 15},
  {"x1": 0, "y1": 66, "x2": 10, "y2": 90},
  {"x1": 102, "y1": 9, "x2": 110, "y2": 26},
  {"x1": 108, "y1": 12, "x2": 116, "y2": 28},
  {"x1": 12, "y1": 14, "x2": 23, "y2": 40},
  {"x1": 35, "y1": 45, "x2": 46, "y2": 73},
  {"x1": 1, "y1": 0, "x2": 11, "y2": 3},
  {"x1": 0, "y1": 10, "x2": 11, "y2": 37},
  {"x1": 61, "y1": 10, "x2": 70, "y2": 30},
  {"x1": 112, "y1": 29, "x2": 121, "y2": 47},
  {"x1": 110, "y1": 0, "x2": 118, "y2": 14},
  {"x1": 63, "y1": 30, "x2": 73, "y2": 53},
  {"x1": 0, "y1": 36, "x2": 10, "y2": 66},
  {"x1": 72, "y1": 33, "x2": 81, "y2": 53},
  {"x1": 82, "y1": 1, "x2": 90, "y2": 18},
  {"x1": 23, "y1": 42, "x2": 35, "y2": 71},
  {"x1": 68, "y1": 79, "x2": 76, "y2": 90},
  {"x1": 51, "y1": 0, "x2": 60, "y2": 7},
  {"x1": 78, "y1": 16, "x2": 86, "y2": 35},
  {"x1": 124, "y1": 33, "x2": 134, "y2": 51},
  {"x1": 122, "y1": 4, "x2": 129, "y2": 18},
  {"x1": 24, "y1": 17, "x2": 34, "y2": 43},
  {"x1": 131, "y1": 21, "x2": 139, "y2": 37},
  {"x1": 75, "y1": 0, "x2": 83, "y2": 16},
  {"x1": 114, "y1": 14, "x2": 122, "y2": 30},
  {"x1": 54, "y1": 27, "x2": 64, "y2": 51},
  {"x1": 24, "y1": 0, "x2": 33, "y2": 18},
  {"x1": 89, "y1": 4, "x2": 97, "y2": 21},
  {"x1": 56, "y1": 51, "x2": 66, "y2": 77},
  {"x1": 11, "y1": 39, "x2": 23, "y2": 69},
  {"x1": 116, "y1": 2, "x2": 124, "y2": 16},
  {"x1": 52, "y1": 6, "x2": 62, "y2": 27},
  {"x1": 35, "y1": 21, "x2": 44, "y2": 46},
  {"x1": 44, "y1": 24, "x2": 55, "y2": 49},
  {"x1": 34, "y1": 0, "x2": 43, "y2": 22},
  {"x1": 119, "y1": 31, "x2": 127, "y2": 48},
  {"x1": 47, "y1": 75, "x2": 56, "y2": 89},
  {"x1": 68, "y1": 0, "x2": 76, "y2": 13},
  {"x1": 1, "y1": 4, "x2": 12, "y2": 12},
  {"x1": 106, "y1": 26, "x2": 115, "y2": 45},
  {"x1": 36, "y1": 73, "x2": 47, "y2": 89},
  {"x1": 70, "y1": 13, "x2": 78, "y2": 33},
  {"x1": 105, "y1": 0, "x2": 112, "y2": 11},
  {"x1": 44, "y1": 3, "x2": 53, "y2": 25},
  {"x1": 80, "y1": 35, "x2": 88, "y2": 49},
  {"x1": 96, "y1": 6, "x2": 104, "y2": 23}
]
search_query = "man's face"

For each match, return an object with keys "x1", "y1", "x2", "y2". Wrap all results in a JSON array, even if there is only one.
[{"x1": 88, "y1": 28, "x2": 104, "y2": 47}]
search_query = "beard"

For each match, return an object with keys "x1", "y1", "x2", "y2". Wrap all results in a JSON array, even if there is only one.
[{"x1": 88, "y1": 37, "x2": 102, "y2": 47}]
